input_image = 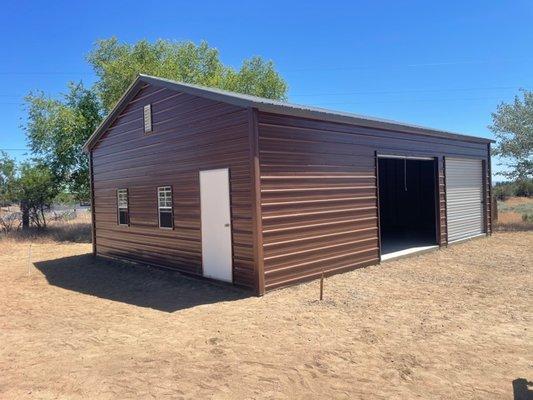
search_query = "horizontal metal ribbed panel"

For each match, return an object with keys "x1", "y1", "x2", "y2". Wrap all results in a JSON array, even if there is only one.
[
  {"x1": 445, "y1": 158, "x2": 484, "y2": 242},
  {"x1": 91, "y1": 84, "x2": 256, "y2": 290}
]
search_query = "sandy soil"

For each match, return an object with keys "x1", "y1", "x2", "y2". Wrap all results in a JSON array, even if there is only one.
[{"x1": 0, "y1": 232, "x2": 531, "y2": 399}]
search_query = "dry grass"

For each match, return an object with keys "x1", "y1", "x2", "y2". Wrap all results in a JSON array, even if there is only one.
[
  {"x1": 0, "y1": 212, "x2": 91, "y2": 244},
  {"x1": 496, "y1": 197, "x2": 533, "y2": 231},
  {"x1": 500, "y1": 196, "x2": 533, "y2": 207},
  {"x1": 0, "y1": 232, "x2": 531, "y2": 399},
  {"x1": 498, "y1": 211, "x2": 524, "y2": 224}
]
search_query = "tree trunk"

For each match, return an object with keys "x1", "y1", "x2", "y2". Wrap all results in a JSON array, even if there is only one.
[
  {"x1": 40, "y1": 205, "x2": 47, "y2": 228},
  {"x1": 20, "y1": 200, "x2": 30, "y2": 230}
]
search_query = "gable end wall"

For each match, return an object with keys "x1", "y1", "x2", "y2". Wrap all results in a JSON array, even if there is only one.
[{"x1": 90, "y1": 83, "x2": 257, "y2": 290}]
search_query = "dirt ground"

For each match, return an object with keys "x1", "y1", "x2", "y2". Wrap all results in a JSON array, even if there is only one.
[{"x1": 0, "y1": 232, "x2": 531, "y2": 399}]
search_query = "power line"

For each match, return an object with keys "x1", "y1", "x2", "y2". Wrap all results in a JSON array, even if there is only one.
[
  {"x1": 291, "y1": 86, "x2": 529, "y2": 97},
  {"x1": 0, "y1": 57, "x2": 530, "y2": 76},
  {"x1": 284, "y1": 57, "x2": 533, "y2": 72},
  {"x1": 0, "y1": 85, "x2": 526, "y2": 99},
  {"x1": 0, "y1": 148, "x2": 29, "y2": 151},
  {"x1": 0, "y1": 72, "x2": 89, "y2": 76},
  {"x1": 309, "y1": 96, "x2": 507, "y2": 106},
  {"x1": 0, "y1": 87, "x2": 528, "y2": 106}
]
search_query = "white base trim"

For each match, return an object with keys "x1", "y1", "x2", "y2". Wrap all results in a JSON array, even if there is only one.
[
  {"x1": 381, "y1": 245, "x2": 439, "y2": 261},
  {"x1": 448, "y1": 233, "x2": 486, "y2": 245}
]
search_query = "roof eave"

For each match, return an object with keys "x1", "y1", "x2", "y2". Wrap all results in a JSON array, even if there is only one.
[
  {"x1": 254, "y1": 103, "x2": 494, "y2": 144},
  {"x1": 140, "y1": 74, "x2": 493, "y2": 144},
  {"x1": 83, "y1": 74, "x2": 494, "y2": 154},
  {"x1": 82, "y1": 75, "x2": 146, "y2": 154}
]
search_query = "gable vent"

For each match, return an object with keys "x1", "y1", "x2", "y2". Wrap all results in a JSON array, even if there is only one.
[{"x1": 143, "y1": 104, "x2": 152, "y2": 133}]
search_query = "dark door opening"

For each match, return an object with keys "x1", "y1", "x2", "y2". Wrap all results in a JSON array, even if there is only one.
[{"x1": 378, "y1": 157, "x2": 438, "y2": 258}]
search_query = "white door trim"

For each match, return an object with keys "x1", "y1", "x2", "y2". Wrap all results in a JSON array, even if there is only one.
[{"x1": 199, "y1": 168, "x2": 233, "y2": 283}]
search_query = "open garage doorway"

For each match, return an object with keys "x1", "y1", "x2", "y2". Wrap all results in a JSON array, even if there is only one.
[{"x1": 378, "y1": 156, "x2": 438, "y2": 260}]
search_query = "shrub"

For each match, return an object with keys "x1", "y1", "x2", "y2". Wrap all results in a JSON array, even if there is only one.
[
  {"x1": 522, "y1": 213, "x2": 533, "y2": 223},
  {"x1": 515, "y1": 179, "x2": 533, "y2": 197},
  {"x1": 0, "y1": 212, "x2": 21, "y2": 234},
  {"x1": 493, "y1": 184, "x2": 513, "y2": 201},
  {"x1": 493, "y1": 179, "x2": 533, "y2": 200}
]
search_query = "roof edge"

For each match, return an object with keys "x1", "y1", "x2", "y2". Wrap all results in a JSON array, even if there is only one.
[
  {"x1": 82, "y1": 75, "x2": 146, "y2": 153},
  {"x1": 254, "y1": 103, "x2": 495, "y2": 144},
  {"x1": 83, "y1": 74, "x2": 494, "y2": 153},
  {"x1": 138, "y1": 75, "x2": 493, "y2": 144}
]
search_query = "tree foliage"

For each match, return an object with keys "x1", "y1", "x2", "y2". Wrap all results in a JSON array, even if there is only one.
[
  {"x1": 87, "y1": 38, "x2": 288, "y2": 111},
  {"x1": 24, "y1": 83, "x2": 102, "y2": 202},
  {"x1": 23, "y1": 38, "x2": 288, "y2": 202},
  {"x1": 1, "y1": 156, "x2": 58, "y2": 229},
  {"x1": 0, "y1": 151, "x2": 17, "y2": 206},
  {"x1": 16, "y1": 162, "x2": 58, "y2": 229},
  {"x1": 489, "y1": 89, "x2": 533, "y2": 180},
  {"x1": 221, "y1": 56, "x2": 288, "y2": 102},
  {"x1": 493, "y1": 179, "x2": 533, "y2": 200}
]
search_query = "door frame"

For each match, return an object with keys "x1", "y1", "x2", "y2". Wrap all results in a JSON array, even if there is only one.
[
  {"x1": 482, "y1": 159, "x2": 488, "y2": 236},
  {"x1": 199, "y1": 167, "x2": 234, "y2": 283},
  {"x1": 433, "y1": 156, "x2": 442, "y2": 246},
  {"x1": 375, "y1": 153, "x2": 440, "y2": 258}
]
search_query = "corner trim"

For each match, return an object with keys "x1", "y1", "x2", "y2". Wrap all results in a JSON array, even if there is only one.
[
  {"x1": 248, "y1": 108, "x2": 265, "y2": 296},
  {"x1": 89, "y1": 152, "x2": 97, "y2": 256}
]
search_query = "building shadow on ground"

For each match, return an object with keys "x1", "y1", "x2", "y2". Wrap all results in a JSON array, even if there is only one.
[
  {"x1": 513, "y1": 378, "x2": 533, "y2": 400},
  {"x1": 34, "y1": 254, "x2": 250, "y2": 313}
]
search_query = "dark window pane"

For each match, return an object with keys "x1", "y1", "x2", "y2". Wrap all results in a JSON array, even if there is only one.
[
  {"x1": 159, "y1": 211, "x2": 173, "y2": 228},
  {"x1": 119, "y1": 210, "x2": 129, "y2": 225}
]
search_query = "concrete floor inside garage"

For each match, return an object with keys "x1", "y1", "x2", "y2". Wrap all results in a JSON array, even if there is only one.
[{"x1": 380, "y1": 230, "x2": 438, "y2": 261}]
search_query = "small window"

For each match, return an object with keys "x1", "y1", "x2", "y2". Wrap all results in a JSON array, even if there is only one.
[
  {"x1": 143, "y1": 104, "x2": 152, "y2": 134},
  {"x1": 117, "y1": 189, "x2": 129, "y2": 226},
  {"x1": 158, "y1": 186, "x2": 173, "y2": 229}
]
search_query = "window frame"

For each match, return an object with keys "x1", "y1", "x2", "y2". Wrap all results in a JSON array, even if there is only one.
[
  {"x1": 116, "y1": 188, "x2": 129, "y2": 226},
  {"x1": 157, "y1": 186, "x2": 174, "y2": 229},
  {"x1": 143, "y1": 104, "x2": 152, "y2": 134}
]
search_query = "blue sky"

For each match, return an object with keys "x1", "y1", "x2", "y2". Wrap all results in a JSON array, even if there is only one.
[{"x1": 1, "y1": 1, "x2": 532, "y2": 179}]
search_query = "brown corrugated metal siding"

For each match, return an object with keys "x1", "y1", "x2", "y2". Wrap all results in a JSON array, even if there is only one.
[
  {"x1": 88, "y1": 76, "x2": 492, "y2": 295},
  {"x1": 256, "y1": 112, "x2": 490, "y2": 291},
  {"x1": 91, "y1": 84, "x2": 256, "y2": 289}
]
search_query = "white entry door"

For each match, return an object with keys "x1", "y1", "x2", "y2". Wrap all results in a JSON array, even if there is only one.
[
  {"x1": 200, "y1": 168, "x2": 233, "y2": 282},
  {"x1": 445, "y1": 158, "x2": 484, "y2": 242}
]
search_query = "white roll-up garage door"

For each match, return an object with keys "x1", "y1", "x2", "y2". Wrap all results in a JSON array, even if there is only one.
[{"x1": 445, "y1": 158, "x2": 485, "y2": 242}]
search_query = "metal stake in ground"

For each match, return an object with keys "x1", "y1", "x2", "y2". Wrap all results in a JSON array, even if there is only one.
[
  {"x1": 319, "y1": 270, "x2": 324, "y2": 301},
  {"x1": 27, "y1": 244, "x2": 32, "y2": 276}
]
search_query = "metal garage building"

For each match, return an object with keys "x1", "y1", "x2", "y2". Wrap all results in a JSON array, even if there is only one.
[{"x1": 83, "y1": 74, "x2": 493, "y2": 295}]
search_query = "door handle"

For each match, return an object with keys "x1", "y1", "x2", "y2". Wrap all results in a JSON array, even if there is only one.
[{"x1": 224, "y1": 223, "x2": 230, "y2": 227}]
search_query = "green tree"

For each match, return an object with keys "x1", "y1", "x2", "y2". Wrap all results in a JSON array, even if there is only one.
[
  {"x1": 87, "y1": 38, "x2": 288, "y2": 111},
  {"x1": 24, "y1": 38, "x2": 288, "y2": 202},
  {"x1": 0, "y1": 151, "x2": 17, "y2": 206},
  {"x1": 24, "y1": 83, "x2": 102, "y2": 202},
  {"x1": 221, "y1": 56, "x2": 288, "y2": 101},
  {"x1": 489, "y1": 89, "x2": 533, "y2": 180},
  {"x1": 16, "y1": 163, "x2": 58, "y2": 229}
]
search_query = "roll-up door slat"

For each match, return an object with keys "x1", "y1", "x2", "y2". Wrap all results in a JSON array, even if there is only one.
[{"x1": 446, "y1": 158, "x2": 484, "y2": 242}]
